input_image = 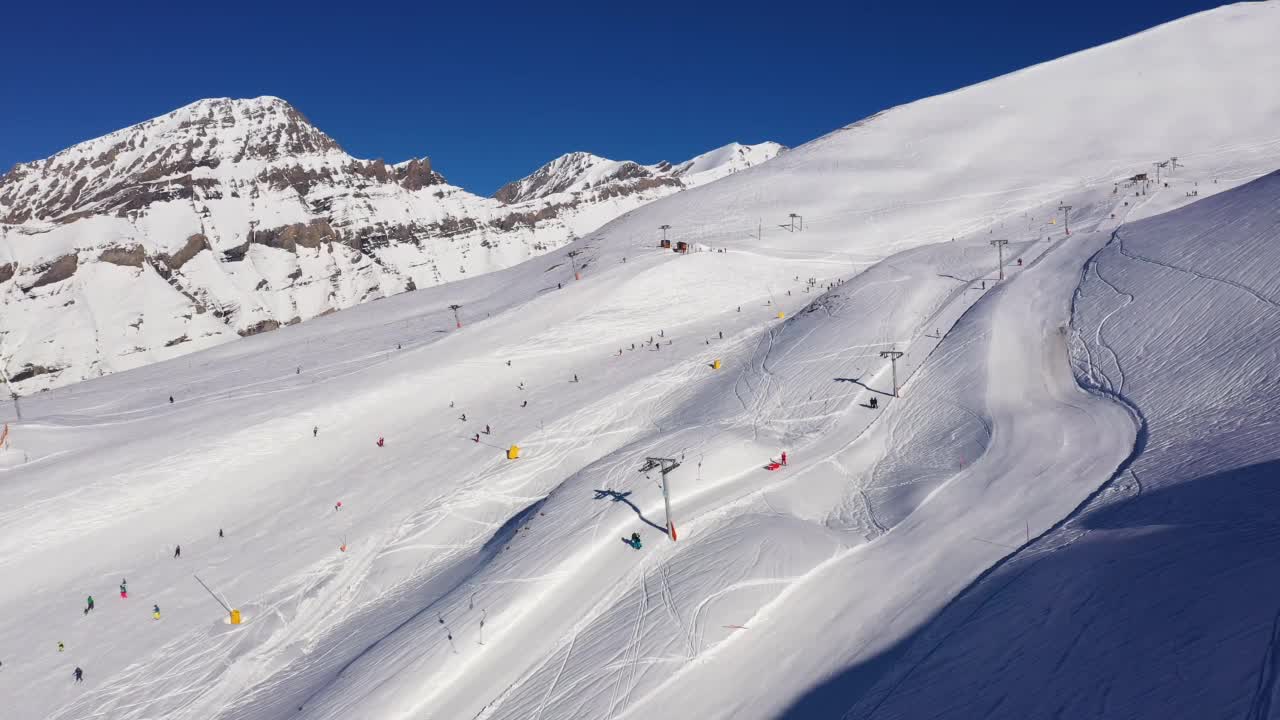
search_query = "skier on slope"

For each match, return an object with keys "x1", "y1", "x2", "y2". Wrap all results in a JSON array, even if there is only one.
[
  {"x1": 119, "y1": 580, "x2": 127, "y2": 599},
  {"x1": 174, "y1": 545, "x2": 181, "y2": 559},
  {"x1": 781, "y1": 451, "x2": 787, "y2": 466},
  {"x1": 869, "y1": 397, "x2": 878, "y2": 409},
  {"x1": 377, "y1": 437, "x2": 385, "y2": 447},
  {"x1": 169, "y1": 396, "x2": 174, "y2": 404},
  {"x1": 153, "y1": 604, "x2": 161, "y2": 620},
  {"x1": 484, "y1": 424, "x2": 491, "y2": 435},
  {"x1": 623, "y1": 532, "x2": 642, "y2": 550},
  {"x1": 73, "y1": 667, "x2": 83, "y2": 683},
  {"x1": 313, "y1": 426, "x2": 318, "y2": 438},
  {"x1": 473, "y1": 433, "x2": 480, "y2": 443},
  {"x1": 84, "y1": 595, "x2": 94, "y2": 614}
]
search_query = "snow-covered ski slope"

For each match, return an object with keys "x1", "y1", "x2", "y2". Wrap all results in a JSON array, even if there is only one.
[
  {"x1": 2, "y1": 3, "x2": 1280, "y2": 719},
  {"x1": 800, "y1": 168, "x2": 1280, "y2": 720}
]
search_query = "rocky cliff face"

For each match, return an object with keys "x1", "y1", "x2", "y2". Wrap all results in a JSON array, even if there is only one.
[{"x1": 0, "y1": 97, "x2": 781, "y2": 391}]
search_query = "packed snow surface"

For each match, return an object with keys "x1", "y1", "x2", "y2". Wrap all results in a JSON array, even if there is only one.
[{"x1": 2, "y1": 3, "x2": 1280, "y2": 719}]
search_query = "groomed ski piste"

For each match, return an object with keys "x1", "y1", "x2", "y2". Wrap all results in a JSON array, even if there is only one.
[{"x1": 2, "y1": 4, "x2": 1280, "y2": 719}]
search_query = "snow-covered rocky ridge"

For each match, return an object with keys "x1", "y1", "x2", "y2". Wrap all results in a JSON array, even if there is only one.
[
  {"x1": 493, "y1": 142, "x2": 783, "y2": 204},
  {"x1": 2, "y1": 3, "x2": 1280, "y2": 720},
  {"x1": 0, "y1": 98, "x2": 781, "y2": 392}
]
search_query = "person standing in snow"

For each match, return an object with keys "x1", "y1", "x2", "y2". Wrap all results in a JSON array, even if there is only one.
[
  {"x1": 484, "y1": 424, "x2": 491, "y2": 435},
  {"x1": 219, "y1": 528, "x2": 224, "y2": 538},
  {"x1": 173, "y1": 545, "x2": 181, "y2": 559},
  {"x1": 335, "y1": 501, "x2": 343, "y2": 511},
  {"x1": 84, "y1": 596, "x2": 94, "y2": 614},
  {"x1": 376, "y1": 437, "x2": 385, "y2": 447},
  {"x1": 781, "y1": 451, "x2": 787, "y2": 466},
  {"x1": 169, "y1": 396, "x2": 174, "y2": 404},
  {"x1": 152, "y1": 605, "x2": 161, "y2": 620},
  {"x1": 313, "y1": 426, "x2": 318, "y2": 438},
  {"x1": 73, "y1": 667, "x2": 83, "y2": 683},
  {"x1": 57, "y1": 642, "x2": 64, "y2": 653},
  {"x1": 572, "y1": 374, "x2": 578, "y2": 383},
  {"x1": 473, "y1": 433, "x2": 480, "y2": 443},
  {"x1": 119, "y1": 580, "x2": 127, "y2": 599}
]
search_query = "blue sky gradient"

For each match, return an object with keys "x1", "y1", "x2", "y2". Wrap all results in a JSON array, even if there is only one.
[{"x1": 1, "y1": 0, "x2": 1229, "y2": 195}]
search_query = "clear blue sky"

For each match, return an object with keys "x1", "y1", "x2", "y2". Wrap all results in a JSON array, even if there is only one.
[{"x1": 1, "y1": 0, "x2": 1231, "y2": 196}]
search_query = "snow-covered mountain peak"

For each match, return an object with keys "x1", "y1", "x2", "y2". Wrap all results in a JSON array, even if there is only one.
[
  {"x1": 493, "y1": 141, "x2": 785, "y2": 204},
  {"x1": 0, "y1": 99, "x2": 776, "y2": 391},
  {"x1": 670, "y1": 141, "x2": 785, "y2": 177},
  {"x1": 0, "y1": 95, "x2": 346, "y2": 225}
]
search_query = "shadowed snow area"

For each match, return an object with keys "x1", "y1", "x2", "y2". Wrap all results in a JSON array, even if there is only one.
[
  {"x1": 779, "y1": 170, "x2": 1280, "y2": 720},
  {"x1": 2, "y1": 4, "x2": 1280, "y2": 720}
]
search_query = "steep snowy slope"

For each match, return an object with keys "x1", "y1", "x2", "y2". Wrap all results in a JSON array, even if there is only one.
[
  {"x1": 803, "y1": 169, "x2": 1280, "y2": 720},
  {"x1": 0, "y1": 99, "x2": 780, "y2": 393},
  {"x1": 1, "y1": 4, "x2": 1279, "y2": 720}
]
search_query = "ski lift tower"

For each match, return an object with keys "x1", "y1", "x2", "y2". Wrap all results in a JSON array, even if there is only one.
[
  {"x1": 990, "y1": 238, "x2": 1009, "y2": 280},
  {"x1": 880, "y1": 348, "x2": 904, "y2": 398},
  {"x1": 659, "y1": 224, "x2": 671, "y2": 244},
  {"x1": 448, "y1": 304, "x2": 463, "y2": 329},
  {"x1": 789, "y1": 213, "x2": 803, "y2": 232},
  {"x1": 1057, "y1": 204, "x2": 1073, "y2": 236},
  {"x1": 641, "y1": 457, "x2": 681, "y2": 541},
  {"x1": 567, "y1": 248, "x2": 582, "y2": 281}
]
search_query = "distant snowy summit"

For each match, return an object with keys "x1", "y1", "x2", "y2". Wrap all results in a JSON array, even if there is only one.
[
  {"x1": 0, "y1": 97, "x2": 781, "y2": 391},
  {"x1": 493, "y1": 142, "x2": 784, "y2": 204}
]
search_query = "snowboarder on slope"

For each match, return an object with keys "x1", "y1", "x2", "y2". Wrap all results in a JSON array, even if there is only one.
[{"x1": 624, "y1": 532, "x2": 642, "y2": 549}]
